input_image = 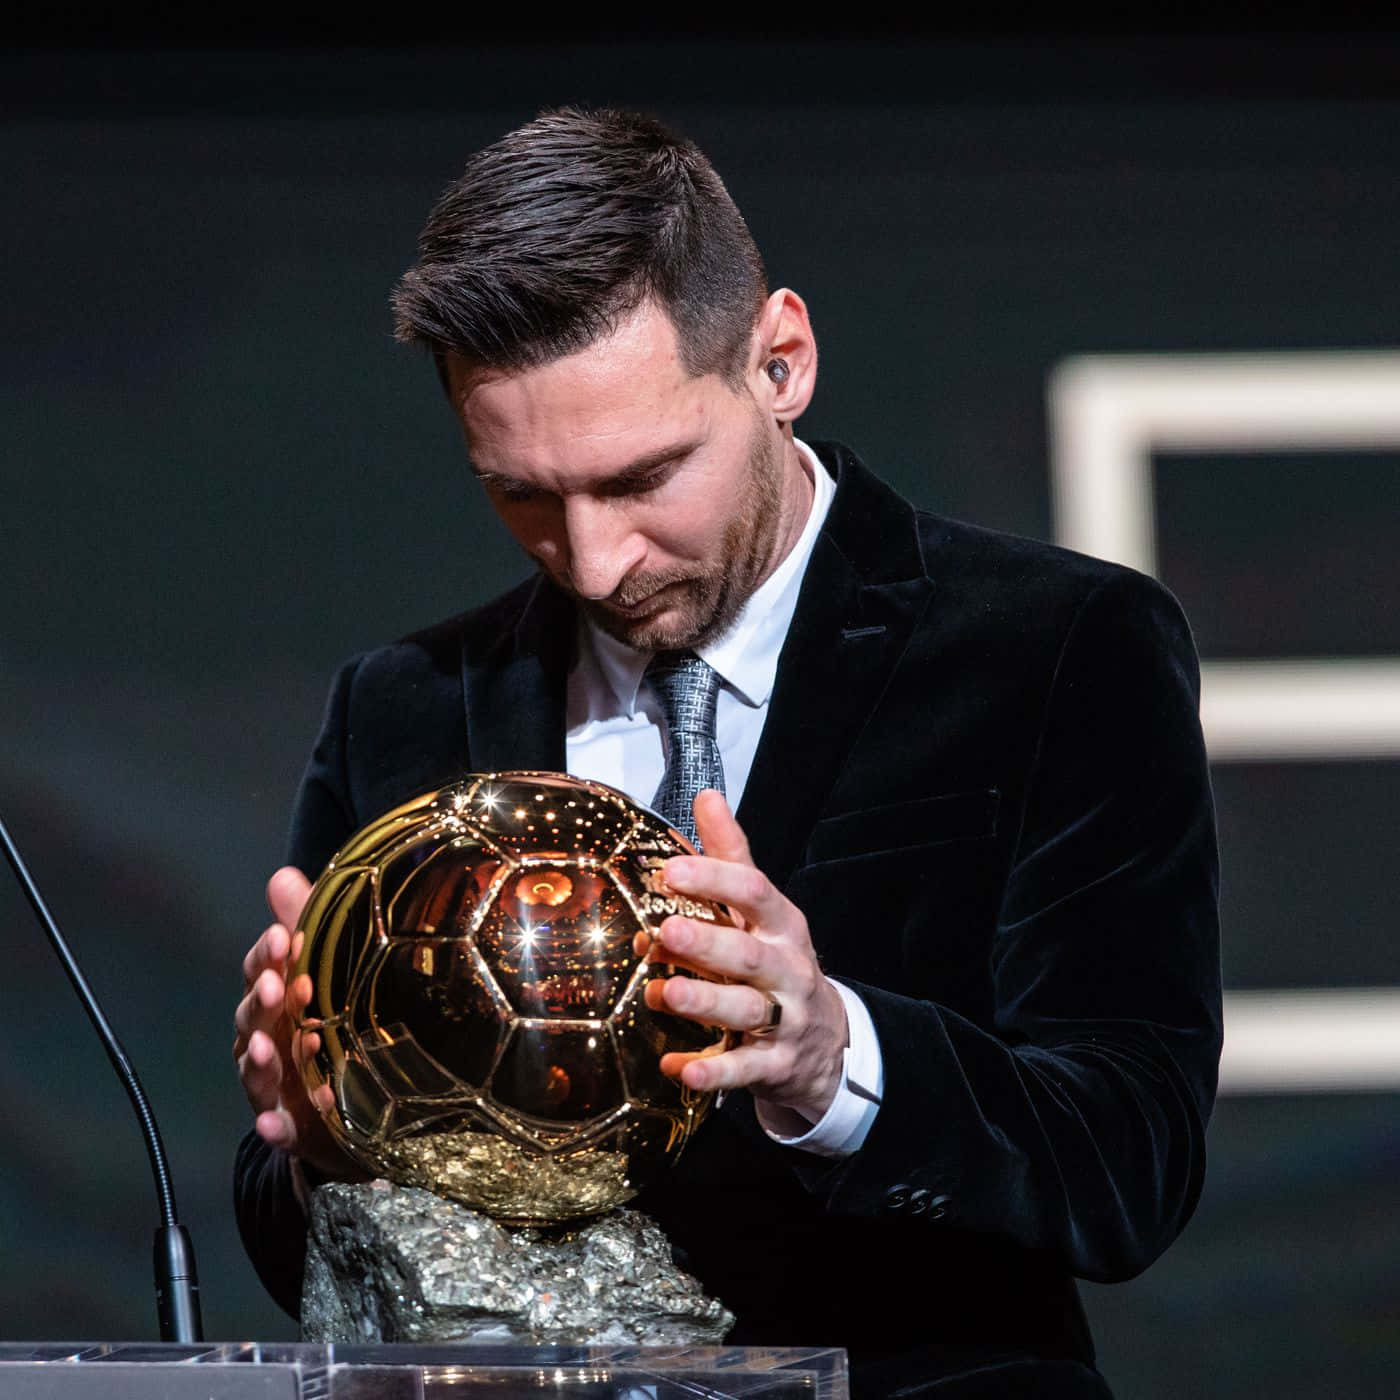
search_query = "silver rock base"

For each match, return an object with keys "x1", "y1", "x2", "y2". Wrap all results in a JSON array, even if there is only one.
[{"x1": 300, "y1": 1180, "x2": 735, "y2": 1345}]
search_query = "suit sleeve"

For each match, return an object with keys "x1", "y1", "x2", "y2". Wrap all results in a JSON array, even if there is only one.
[
  {"x1": 233, "y1": 655, "x2": 364, "y2": 1319},
  {"x1": 806, "y1": 569, "x2": 1222, "y2": 1282}
]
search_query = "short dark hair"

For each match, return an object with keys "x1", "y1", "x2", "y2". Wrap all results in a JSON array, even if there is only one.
[{"x1": 391, "y1": 107, "x2": 767, "y2": 385}]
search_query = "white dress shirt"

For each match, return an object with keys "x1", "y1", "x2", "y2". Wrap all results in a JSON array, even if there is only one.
[{"x1": 565, "y1": 439, "x2": 884, "y2": 1156}]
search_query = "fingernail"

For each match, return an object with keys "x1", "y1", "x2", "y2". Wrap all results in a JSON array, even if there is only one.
[{"x1": 666, "y1": 858, "x2": 693, "y2": 884}]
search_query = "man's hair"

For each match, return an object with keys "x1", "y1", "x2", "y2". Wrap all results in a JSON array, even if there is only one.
[{"x1": 391, "y1": 107, "x2": 768, "y2": 385}]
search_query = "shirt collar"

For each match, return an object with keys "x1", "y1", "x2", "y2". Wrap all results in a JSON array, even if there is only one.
[{"x1": 577, "y1": 437, "x2": 836, "y2": 717}]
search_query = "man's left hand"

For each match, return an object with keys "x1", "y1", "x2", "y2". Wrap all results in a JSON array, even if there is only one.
[{"x1": 639, "y1": 788, "x2": 849, "y2": 1123}]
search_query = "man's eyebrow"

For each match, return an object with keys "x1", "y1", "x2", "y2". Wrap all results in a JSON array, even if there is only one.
[{"x1": 470, "y1": 441, "x2": 701, "y2": 493}]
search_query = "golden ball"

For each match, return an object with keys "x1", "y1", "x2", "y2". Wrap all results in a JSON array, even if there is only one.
[{"x1": 292, "y1": 771, "x2": 731, "y2": 1224}]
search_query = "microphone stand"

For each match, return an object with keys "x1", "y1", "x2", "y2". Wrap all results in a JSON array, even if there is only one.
[{"x1": 1, "y1": 815, "x2": 203, "y2": 1342}]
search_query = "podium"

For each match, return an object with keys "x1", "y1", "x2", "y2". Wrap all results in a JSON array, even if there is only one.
[{"x1": 0, "y1": 1342, "x2": 848, "y2": 1399}]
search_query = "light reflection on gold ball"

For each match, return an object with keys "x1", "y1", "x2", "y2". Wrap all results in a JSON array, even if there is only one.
[
  {"x1": 292, "y1": 771, "x2": 731, "y2": 1224},
  {"x1": 516, "y1": 869, "x2": 573, "y2": 908}
]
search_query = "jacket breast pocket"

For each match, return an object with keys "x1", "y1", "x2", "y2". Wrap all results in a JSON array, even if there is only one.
[{"x1": 803, "y1": 788, "x2": 1000, "y2": 866}]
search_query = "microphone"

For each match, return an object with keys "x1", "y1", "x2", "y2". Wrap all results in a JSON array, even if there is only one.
[{"x1": 1, "y1": 814, "x2": 203, "y2": 1342}]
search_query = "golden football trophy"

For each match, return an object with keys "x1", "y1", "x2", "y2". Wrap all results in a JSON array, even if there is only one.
[{"x1": 291, "y1": 771, "x2": 737, "y2": 1344}]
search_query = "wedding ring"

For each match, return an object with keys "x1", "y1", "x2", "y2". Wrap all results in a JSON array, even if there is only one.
[{"x1": 749, "y1": 994, "x2": 782, "y2": 1038}]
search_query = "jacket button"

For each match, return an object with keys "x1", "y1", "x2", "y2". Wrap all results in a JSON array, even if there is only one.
[
  {"x1": 884, "y1": 1184, "x2": 912, "y2": 1214},
  {"x1": 928, "y1": 1193, "x2": 951, "y2": 1220},
  {"x1": 908, "y1": 1188, "x2": 932, "y2": 1216}
]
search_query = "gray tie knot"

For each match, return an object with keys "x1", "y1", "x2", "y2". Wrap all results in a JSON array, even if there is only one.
[
  {"x1": 645, "y1": 651, "x2": 725, "y2": 849},
  {"x1": 646, "y1": 650, "x2": 722, "y2": 735}
]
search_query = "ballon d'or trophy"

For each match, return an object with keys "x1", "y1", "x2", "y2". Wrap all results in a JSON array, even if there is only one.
[{"x1": 291, "y1": 771, "x2": 737, "y2": 1344}]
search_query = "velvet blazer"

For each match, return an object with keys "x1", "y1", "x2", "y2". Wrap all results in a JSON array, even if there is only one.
[{"x1": 236, "y1": 443, "x2": 1222, "y2": 1398}]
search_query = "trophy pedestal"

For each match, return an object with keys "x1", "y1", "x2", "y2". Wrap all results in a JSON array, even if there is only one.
[
  {"x1": 0, "y1": 1342, "x2": 848, "y2": 1398},
  {"x1": 301, "y1": 1181, "x2": 734, "y2": 1346}
]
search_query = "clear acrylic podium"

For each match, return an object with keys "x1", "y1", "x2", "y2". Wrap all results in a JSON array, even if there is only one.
[{"x1": 0, "y1": 1342, "x2": 848, "y2": 1399}]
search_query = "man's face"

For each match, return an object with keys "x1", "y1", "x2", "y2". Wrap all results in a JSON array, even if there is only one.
[{"x1": 448, "y1": 302, "x2": 791, "y2": 652}]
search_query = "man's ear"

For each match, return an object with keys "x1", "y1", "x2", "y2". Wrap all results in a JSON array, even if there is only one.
[{"x1": 751, "y1": 288, "x2": 817, "y2": 425}]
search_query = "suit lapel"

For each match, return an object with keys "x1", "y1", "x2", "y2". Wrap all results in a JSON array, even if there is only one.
[
  {"x1": 737, "y1": 443, "x2": 933, "y2": 896},
  {"x1": 461, "y1": 574, "x2": 572, "y2": 775}
]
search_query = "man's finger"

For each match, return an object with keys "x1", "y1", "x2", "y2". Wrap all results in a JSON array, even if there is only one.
[
  {"x1": 648, "y1": 915, "x2": 770, "y2": 981},
  {"x1": 287, "y1": 970, "x2": 315, "y2": 1019},
  {"x1": 661, "y1": 856, "x2": 785, "y2": 931},
  {"x1": 254, "y1": 1107, "x2": 299, "y2": 1152},
  {"x1": 233, "y1": 968, "x2": 286, "y2": 1041},
  {"x1": 242, "y1": 922, "x2": 289, "y2": 991},
  {"x1": 267, "y1": 866, "x2": 312, "y2": 931},
  {"x1": 646, "y1": 971, "x2": 776, "y2": 1031},
  {"x1": 239, "y1": 1031, "x2": 285, "y2": 1113},
  {"x1": 661, "y1": 1041, "x2": 775, "y2": 1094},
  {"x1": 692, "y1": 789, "x2": 753, "y2": 865}
]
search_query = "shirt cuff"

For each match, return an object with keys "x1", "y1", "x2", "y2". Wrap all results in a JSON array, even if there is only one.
[{"x1": 754, "y1": 979, "x2": 884, "y2": 1158}]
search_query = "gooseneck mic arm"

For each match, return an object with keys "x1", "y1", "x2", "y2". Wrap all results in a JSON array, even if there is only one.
[{"x1": 1, "y1": 815, "x2": 203, "y2": 1342}]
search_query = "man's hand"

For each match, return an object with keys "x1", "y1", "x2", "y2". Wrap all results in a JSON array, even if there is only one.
[
  {"x1": 639, "y1": 790, "x2": 849, "y2": 1124},
  {"x1": 232, "y1": 866, "x2": 362, "y2": 1179}
]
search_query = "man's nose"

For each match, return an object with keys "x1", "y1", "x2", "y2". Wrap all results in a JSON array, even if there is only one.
[{"x1": 560, "y1": 497, "x2": 644, "y2": 600}]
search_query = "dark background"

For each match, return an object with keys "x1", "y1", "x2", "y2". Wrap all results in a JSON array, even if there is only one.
[{"x1": 5, "y1": 34, "x2": 1400, "y2": 1397}]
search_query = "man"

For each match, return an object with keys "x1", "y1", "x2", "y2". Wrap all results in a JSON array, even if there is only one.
[{"x1": 234, "y1": 107, "x2": 1221, "y2": 1398}]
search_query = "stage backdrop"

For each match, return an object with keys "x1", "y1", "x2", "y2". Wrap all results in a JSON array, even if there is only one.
[{"x1": 4, "y1": 41, "x2": 1400, "y2": 1399}]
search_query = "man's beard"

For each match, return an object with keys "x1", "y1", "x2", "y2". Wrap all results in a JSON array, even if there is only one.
[{"x1": 578, "y1": 414, "x2": 784, "y2": 653}]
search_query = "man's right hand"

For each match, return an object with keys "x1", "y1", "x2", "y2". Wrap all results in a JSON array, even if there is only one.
[{"x1": 233, "y1": 866, "x2": 361, "y2": 1179}]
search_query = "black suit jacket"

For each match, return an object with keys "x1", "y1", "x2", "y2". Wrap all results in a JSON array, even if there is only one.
[{"x1": 236, "y1": 443, "x2": 1221, "y2": 1398}]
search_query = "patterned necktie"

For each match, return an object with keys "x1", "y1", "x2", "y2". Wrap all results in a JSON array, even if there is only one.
[{"x1": 646, "y1": 650, "x2": 726, "y2": 851}]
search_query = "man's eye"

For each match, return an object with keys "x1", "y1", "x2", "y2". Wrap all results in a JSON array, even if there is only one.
[
  {"x1": 482, "y1": 477, "x2": 544, "y2": 503},
  {"x1": 602, "y1": 464, "x2": 675, "y2": 499}
]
